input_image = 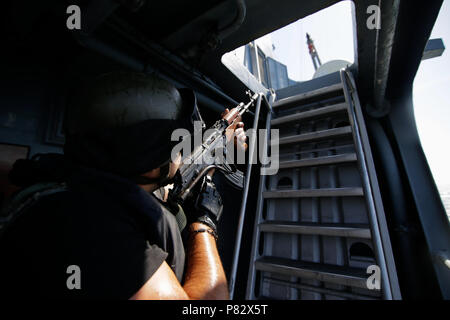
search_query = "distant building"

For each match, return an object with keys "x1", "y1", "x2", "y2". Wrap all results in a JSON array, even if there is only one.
[
  {"x1": 243, "y1": 41, "x2": 300, "y2": 90},
  {"x1": 224, "y1": 33, "x2": 299, "y2": 91}
]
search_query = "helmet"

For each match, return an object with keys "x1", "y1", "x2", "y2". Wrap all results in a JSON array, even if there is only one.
[{"x1": 64, "y1": 72, "x2": 203, "y2": 179}]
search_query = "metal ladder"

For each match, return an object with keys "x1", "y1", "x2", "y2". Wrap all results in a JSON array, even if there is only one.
[{"x1": 245, "y1": 70, "x2": 401, "y2": 300}]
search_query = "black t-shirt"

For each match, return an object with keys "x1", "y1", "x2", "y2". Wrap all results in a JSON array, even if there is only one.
[{"x1": 0, "y1": 166, "x2": 185, "y2": 299}]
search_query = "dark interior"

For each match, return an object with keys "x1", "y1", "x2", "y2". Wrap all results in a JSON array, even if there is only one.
[{"x1": 0, "y1": 0, "x2": 449, "y2": 299}]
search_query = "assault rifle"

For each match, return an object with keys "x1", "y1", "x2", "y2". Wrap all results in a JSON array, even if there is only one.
[{"x1": 169, "y1": 91, "x2": 259, "y2": 203}]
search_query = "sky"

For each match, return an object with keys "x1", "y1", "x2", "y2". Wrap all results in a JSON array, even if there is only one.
[
  {"x1": 270, "y1": 1, "x2": 355, "y2": 81},
  {"x1": 265, "y1": 0, "x2": 450, "y2": 192},
  {"x1": 412, "y1": 1, "x2": 450, "y2": 190}
]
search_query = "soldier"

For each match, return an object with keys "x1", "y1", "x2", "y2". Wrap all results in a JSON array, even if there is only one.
[{"x1": 0, "y1": 72, "x2": 246, "y2": 299}]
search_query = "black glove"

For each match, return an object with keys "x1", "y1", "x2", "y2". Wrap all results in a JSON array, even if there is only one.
[{"x1": 185, "y1": 175, "x2": 223, "y2": 234}]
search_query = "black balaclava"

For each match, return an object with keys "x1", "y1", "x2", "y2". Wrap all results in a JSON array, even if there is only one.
[{"x1": 64, "y1": 72, "x2": 204, "y2": 185}]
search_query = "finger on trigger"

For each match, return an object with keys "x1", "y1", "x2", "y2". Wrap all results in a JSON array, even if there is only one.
[{"x1": 221, "y1": 108, "x2": 229, "y2": 117}]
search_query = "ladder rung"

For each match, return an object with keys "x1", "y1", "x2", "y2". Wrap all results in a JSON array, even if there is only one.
[
  {"x1": 273, "y1": 83, "x2": 343, "y2": 109},
  {"x1": 279, "y1": 153, "x2": 357, "y2": 169},
  {"x1": 275, "y1": 126, "x2": 352, "y2": 146},
  {"x1": 279, "y1": 144, "x2": 355, "y2": 159},
  {"x1": 255, "y1": 257, "x2": 372, "y2": 290},
  {"x1": 263, "y1": 277, "x2": 380, "y2": 300},
  {"x1": 271, "y1": 103, "x2": 348, "y2": 126},
  {"x1": 259, "y1": 221, "x2": 371, "y2": 239},
  {"x1": 263, "y1": 187, "x2": 363, "y2": 199}
]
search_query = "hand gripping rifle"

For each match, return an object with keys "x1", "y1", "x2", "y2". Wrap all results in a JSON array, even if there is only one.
[{"x1": 169, "y1": 91, "x2": 259, "y2": 204}]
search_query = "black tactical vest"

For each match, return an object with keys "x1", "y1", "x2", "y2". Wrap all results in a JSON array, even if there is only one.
[{"x1": 1, "y1": 159, "x2": 186, "y2": 283}]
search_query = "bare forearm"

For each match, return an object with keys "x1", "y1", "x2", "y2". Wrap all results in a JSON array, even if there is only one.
[{"x1": 182, "y1": 222, "x2": 229, "y2": 300}]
